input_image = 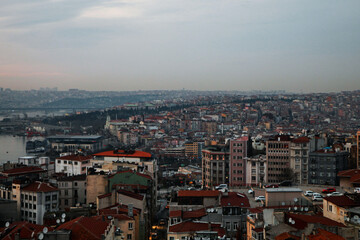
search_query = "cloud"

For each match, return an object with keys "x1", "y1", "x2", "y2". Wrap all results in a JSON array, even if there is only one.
[
  {"x1": 0, "y1": 64, "x2": 66, "y2": 78},
  {"x1": 79, "y1": 6, "x2": 142, "y2": 19}
]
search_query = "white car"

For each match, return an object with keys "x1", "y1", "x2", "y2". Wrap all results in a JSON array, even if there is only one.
[
  {"x1": 248, "y1": 189, "x2": 254, "y2": 194},
  {"x1": 255, "y1": 196, "x2": 265, "y2": 202},
  {"x1": 304, "y1": 190, "x2": 314, "y2": 196},
  {"x1": 355, "y1": 188, "x2": 360, "y2": 193},
  {"x1": 215, "y1": 184, "x2": 228, "y2": 190},
  {"x1": 327, "y1": 192, "x2": 343, "y2": 197},
  {"x1": 312, "y1": 194, "x2": 323, "y2": 201}
]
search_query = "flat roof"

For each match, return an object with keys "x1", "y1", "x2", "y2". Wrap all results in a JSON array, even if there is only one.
[
  {"x1": 266, "y1": 187, "x2": 303, "y2": 193},
  {"x1": 47, "y1": 135, "x2": 102, "y2": 140}
]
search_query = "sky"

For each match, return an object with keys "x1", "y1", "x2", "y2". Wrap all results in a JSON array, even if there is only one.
[{"x1": 0, "y1": 0, "x2": 359, "y2": 93}]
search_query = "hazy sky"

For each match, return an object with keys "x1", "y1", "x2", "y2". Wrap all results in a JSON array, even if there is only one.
[{"x1": 0, "y1": 0, "x2": 359, "y2": 92}]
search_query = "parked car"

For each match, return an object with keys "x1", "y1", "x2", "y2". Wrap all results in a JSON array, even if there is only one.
[
  {"x1": 215, "y1": 184, "x2": 228, "y2": 190},
  {"x1": 248, "y1": 189, "x2": 254, "y2": 194},
  {"x1": 265, "y1": 184, "x2": 279, "y2": 188},
  {"x1": 312, "y1": 194, "x2": 323, "y2": 201},
  {"x1": 322, "y1": 187, "x2": 336, "y2": 194},
  {"x1": 255, "y1": 196, "x2": 266, "y2": 202},
  {"x1": 326, "y1": 192, "x2": 343, "y2": 197},
  {"x1": 304, "y1": 190, "x2": 314, "y2": 196},
  {"x1": 354, "y1": 188, "x2": 360, "y2": 193}
]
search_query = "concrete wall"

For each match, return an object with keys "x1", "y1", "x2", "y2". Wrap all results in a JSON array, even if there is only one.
[{"x1": 86, "y1": 175, "x2": 108, "y2": 204}]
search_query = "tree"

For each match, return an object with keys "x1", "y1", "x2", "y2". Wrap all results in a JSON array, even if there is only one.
[{"x1": 279, "y1": 168, "x2": 295, "y2": 182}]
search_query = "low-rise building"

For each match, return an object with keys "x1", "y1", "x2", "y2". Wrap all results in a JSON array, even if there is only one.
[
  {"x1": 55, "y1": 155, "x2": 92, "y2": 176},
  {"x1": 57, "y1": 174, "x2": 87, "y2": 210}
]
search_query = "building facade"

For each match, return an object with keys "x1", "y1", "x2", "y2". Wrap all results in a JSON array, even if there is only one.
[
  {"x1": 289, "y1": 137, "x2": 310, "y2": 184},
  {"x1": 202, "y1": 145, "x2": 230, "y2": 189},
  {"x1": 229, "y1": 137, "x2": 248, "y2": 187},
  {"x1": 245, "y1": 155, "x2": 267, "y2": 186},
  {"x1": 266, "y1": 135, "x2": 291, "y2": 183}
]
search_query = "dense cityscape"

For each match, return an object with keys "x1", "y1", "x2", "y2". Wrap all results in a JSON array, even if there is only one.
[{"x1": 0, "y1": 88, "x2": 360, "y2": 239}]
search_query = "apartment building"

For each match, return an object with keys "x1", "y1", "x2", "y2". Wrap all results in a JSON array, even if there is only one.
[
  {"x1": 229, "y1": 137, "x2": 248, "y2": 187},
  {"x1": 57, "y1": 174, "x2": 86, "y2": 210},
  {"x1": 266, "y1": 135, "x2": 291, "y2": 183},
  {"x1": 202, "y1": 145, "x2": 230, "y2": 189},
  {"x1": 289, "y1": 136, "x2": 310, "y2": 184},
  {"x1": 245, "y1": 155, "x2": 266, "y2": 186},
  {"x1": 55, "y1": 155, "x2": 92, "y2": 176},
  {"x1": 16, "y1": 181, "x2": 59, "y2": 225}
]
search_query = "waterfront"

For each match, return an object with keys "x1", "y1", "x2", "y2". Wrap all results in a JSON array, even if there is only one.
[{"x1": 0, "y1": 135, "x2": 31, "y2": 163}]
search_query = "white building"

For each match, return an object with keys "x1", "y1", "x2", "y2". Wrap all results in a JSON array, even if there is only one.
[
  {"x1": 55, "y1": 155, "x2": 92, "y2": 176},
  {"x1": 245, "y1": 155, "x2": 267, "y2": 186},
  {"x1": 17, "y1": 181, "x2": 59, "y2": 225}
]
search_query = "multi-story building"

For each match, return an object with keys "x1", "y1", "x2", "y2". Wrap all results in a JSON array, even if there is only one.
[
  {"x1": 266, "y1": 135, "x2": 291, "y2": 183},
  {"x1": 57, "y1": 174, "x2": 87, "y2": 210},
  {"x1": 245, "y1": 155, "x2": 266, "y2": 186},
  {"x1": 308, "y1": 148, "x2": 349, "y2": 185},
  {"x1": 357, "y1": 130, "x2": 360, "y2": 168},
  {"x1": 47, "y1": 135, "x2": 105, "y2": 152},
  {"x1": 55, "y1": 155, "x2": 92, "y2": 176},
  {"x1": 185, "y1": 141, "x2": 204, "y2": 159},
  {"x1": 202, "y1": 145, "x2": 230, "y2": 188},
  {"x1": 229, "y1": 137, "x2": 248, "y2": 186},
  {"x1": 289, "y1": 136, "x2": 310, "y2": 184},
  {"x1": 16, "y1": 181, "x2": 59, "y2": 225}
]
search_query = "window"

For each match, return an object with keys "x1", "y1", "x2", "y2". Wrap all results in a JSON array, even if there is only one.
[
  {"x1": 169, "y1": 237, "x2": 174, "y2": 240},
  {"x1": 226, "y1": 222, "x2": 231, "y2": 231},
  {"x1": 33, "y1": 196, "x2": 36, "y2": 201},
  {"x1": 45, "y1": 204, "x2": 50, "y2": 210},
  {"x1": 65, "y1": 190, "x2": 68, "y2": 196},
  {"x1": 74, "y1": 182, "x2": 78, "y2": 186},
  {"x1": 46, "y1": 196, "x2": 51, "y2": 201},
  {"x1": 64, "y1": 161, "x2": 67, "y2": 164},
  {"x1": 29, "y1": 195, "x2": 32, "y2": 201},
  {"x1": 21, "y1": 194, "x2": 24, "y2": 199},
  {"x1": 58, "y1": 160, "x2": 61, "y2": 164},
  {"x1": 33, "y1": 204, "x2": 36, "y2": 209},
  {"x1": 128, "y1": 222, "x2": 133, "y2": 230},
  {"x1": 25, "y1": 195, "x2": 28, "y2": 200},
  {"x1": 25, "y1": 203, "x2": 28, "y2": 208},
  {"x1": 127, "y1": 234, "x2": 132, "y2": 240},
  {"x1": 233, "y1": 222, "x2": 238, "y2": 231},
  {"x1": 33, "y1": 213, "x2": 36, "y2": 218},
  {"x1": 52, "y1": 195, "x2": 57, "y2": 200},
  {"x1": 65, "y1": 199, "x2": 68, "y2": 205},
  {"x1": 328, "y1": 204, "x2": 333, "y2": 212}
]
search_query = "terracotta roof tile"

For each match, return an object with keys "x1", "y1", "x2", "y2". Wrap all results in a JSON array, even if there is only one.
[
  {"x1": 221, "y1": 192, "x2": 250, "y2": 208},
  {"x1": 169, "y1": 221, "x2": 224, "y2": 236},
  {"x1": 2, "y1": 166, "x2": 45, "y2": 176},
  {"x1": 22, "y1": 181, "x2": 58, "y2": 193},
  {"x1": 287, "y1": 213, "x2": 345, "y2": 229},
  {"x1": 1, "y1": 221, "x2": 53, "y2": 240},
  {"x1": 324, "y1": 195, "x2": 360, "y2": 208},
  {"x1": 57, "y1": 216, "x2": 110, "y2": 240},
  {"x1": 93, "y1": 150, "x2": 151, "y2": 158}
]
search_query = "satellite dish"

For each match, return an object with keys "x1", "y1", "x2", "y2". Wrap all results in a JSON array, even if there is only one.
[
  {"x1": 301, "y1": 207, "x2": 304, "y2": 211},
  {"x1": 347, "y1": 217, "x2": 350, "y2": 222},
  {"x1": 281, "y1": 202, "x2": 285, "y2": 206},
  {"x1": 305, "y1": 207, "x2": 309, "y2": 211},
  {"x1": 354, "y1": 215, "x2": 359, "y2": 220},
  {"x1": 61, "y1": 218, "x2": 65, "y2": 223},
  {"x1": 61, "y1": 213, "x2": 66, "y2": 219},
  {"x1": 288, "y1": 218, "x2": 292, "y2": 223},
  {"x1": 5, "y1": 222, "x2": 10, "y2": 228},
  {"x1": 291, "y1": 220, "x2": 295, "y2": 224},
  {"x1": 294, "y1": 198, "x2": 298, "y2": 202},
  {"x1": 56, "y1": 219, "x2": 60, "y2": 224},
  {"x1": 38, "y1": 233, "x2": 44, "y2": 240},
  {"x1": 288, "y1": 207, "x2": 291, "y2": 211},
  {"x1": 43, "y1": 227, "x2": 48, "y2": 234},
  {"x1": 294, "y1": 207, "x2": 298, "y2": 211},
  {"x1": 53, "y1": 213, "x2": 56, "y2": 217}
]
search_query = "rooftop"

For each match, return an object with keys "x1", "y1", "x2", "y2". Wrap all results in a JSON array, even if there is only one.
[
  {"x1": 93, "y1": 150, "x2": 151, "y2": 158},
  {"x1": 266, "y1": 188, "x2": 303, "y2": 193},
  {"x1": 22, "y1": 181, "x2": 58, "y2": 193},
  {"x1": 178, "y1": 190, "x2": 220, "y2": 198}
]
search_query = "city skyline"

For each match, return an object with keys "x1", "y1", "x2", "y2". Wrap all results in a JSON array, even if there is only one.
[{"x1": 1, "y1": 0, "x2": 360, "y2": 92}]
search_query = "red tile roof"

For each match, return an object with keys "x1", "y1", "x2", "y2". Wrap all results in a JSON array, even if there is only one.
[
  {"x1": 93, "y1": 150, "x2": 151, "y2": 158},
  {"x1": 292, "y1": 136, "x2": 310, "y2": 143},
  {"x1": 221, "y1": 192, "x2": 250, "y2": 207},
  {"x1": 169, "y1": 210, "x2": 182, "y2": 218},
  {"x1": 308, "y1": 228, "x2": 345, "y2": 240},
  {"x1": 1, "y1": 166, "x2": 45, "y2": 176},
  {"x1": 1, "y1": 221, "x2": 53, "y2": 240},
  {"x1": 249, "y1": 207, "x2": 263, "y2": 214},
  {"x1": 324, "y1": 195, "x2": 360, "y2": 208},
  {"x1": 178, "y1": 190, "x2": 220, "y2": 198},
  {"x1": 182, "y1": 208, "x2": 207, "y2": 219},
  {"x1": 287, "y1": 213, "x2": 345, "y2": 230},
  {"x1": 108, "y1": 170, "x2": 152, "y2": 180},
  {"x1": 57, "y1": 155, "x2": 92, "y2": 162},
  {"x1": 22, "y1": 181, "x2": 58, "y2": 193},
  {"x1": 169, "y1": 221, "x2": 224, "y2": 236},
  {"x1": 275, "y1": 232, "x2": 301, "y2": 240},
  {"x1": 117, "y1": 189, "x2": 144, "y2": 201},
  {"x1": 57, "y1": 216, "x2": 110, "y2": 240},
  {"x1": 338, "y1": 169, "x2": 360, "y2": 177}
]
